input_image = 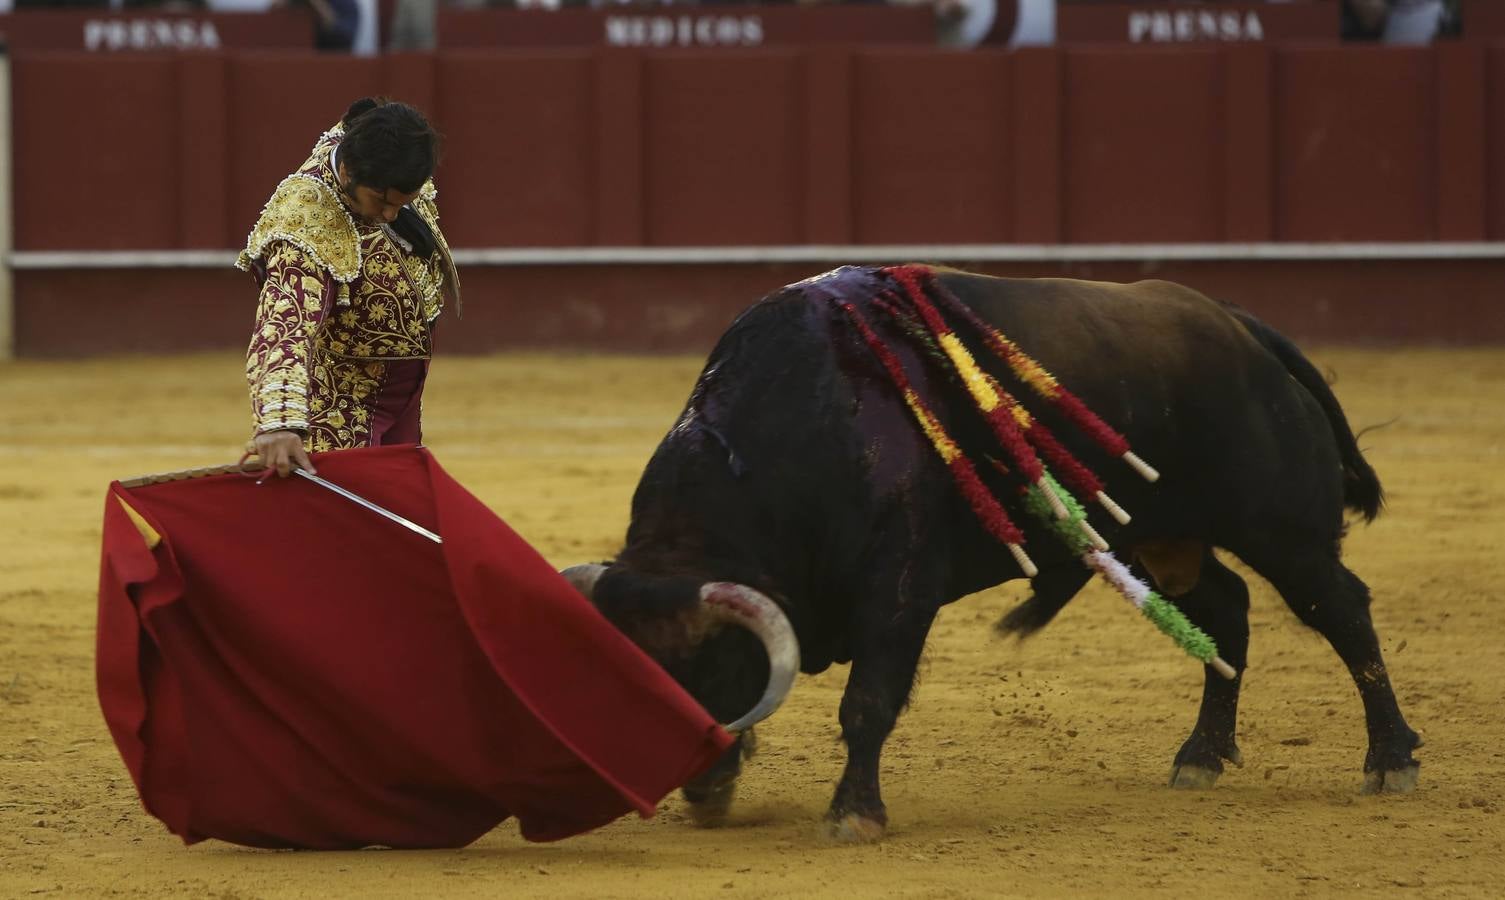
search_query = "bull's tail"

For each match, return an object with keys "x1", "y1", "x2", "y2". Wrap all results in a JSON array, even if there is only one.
[{"x1": 1225, "y1": 305, "x2": 1384, "y2": 522}]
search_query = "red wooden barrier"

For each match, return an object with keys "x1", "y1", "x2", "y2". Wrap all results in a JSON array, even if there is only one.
[
  {"x1": 1222, "y1": 45, "x2": 1272, "y2": 241},
  {"x1": 643, "y1": 53, "x2": 805, "y2": 245},
  {"x1": 1461, "y1": 0, "x2": 1505, "y2": 39},
  {"x1": 851, "y1": 50, "x2": 1014, "y2": 243},
  {"x1": 436, "y1": 53, "x2": 597, "y2": 246},
  {"x1": 1488, "y1": 46, "x2": 1505, "y2": 240},
  {"x1": 10, "y1": 43, "x2": 1504, "y2": 251},
  {"x1": 1436, "y1": 44, "x2": 1485, "y2": 240},
  {"x1": 1062, "y1": 48, "x2": 1222, "y2": 242},
  {"x1": 1011, "y1": 48, "x2": 1063, "y2": 243},
  {"x1": 1274, "y1": 47, "x2": 1434, "y2": 241},
  {"x1": 12, "y1": 57, "x2": 181, "y2": 250}
]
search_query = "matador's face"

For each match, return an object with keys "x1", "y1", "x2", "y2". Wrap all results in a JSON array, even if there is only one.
[{"x1": 336, "y1": 161, "x2": 420, "y2": 226}]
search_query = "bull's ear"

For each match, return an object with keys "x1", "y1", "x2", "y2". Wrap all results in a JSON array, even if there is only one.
[{"x1": 560, "y1": 563, "x2": 608, "y2": 599}]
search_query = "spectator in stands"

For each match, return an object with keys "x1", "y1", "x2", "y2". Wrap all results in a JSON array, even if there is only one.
[
  {"x1": 1344, "y1": 0, "x2": 1391, "y2": 39},
  {"x1": 274, "y1": 0, "x2": 361, "y2": 52},
  {"x1": 211, "y1": 0, "x2": 376, "y2": 51},
  {"x1": 240, "y1": 98, "x2": 459, "y2": 477},
  {"x1": 389, "y1": 0, "x2": 438, "y2": 51},
  {"x1": 1343, "y1": 0, "x2": 1459, "y2": 42}
]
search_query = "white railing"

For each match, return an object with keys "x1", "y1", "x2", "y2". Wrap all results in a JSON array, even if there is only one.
[{"x1": 8, "y1": 242, "x2": 1505, "y2": 271}]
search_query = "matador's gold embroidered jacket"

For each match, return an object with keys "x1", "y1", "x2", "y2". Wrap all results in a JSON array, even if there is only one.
[{"x1": 238, "y1": 124, "x2": 460, "y2": 452}]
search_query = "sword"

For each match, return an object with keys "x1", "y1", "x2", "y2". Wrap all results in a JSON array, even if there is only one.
[{"x1": 292, "y1": 469, "x2": 443, "y2": 544}]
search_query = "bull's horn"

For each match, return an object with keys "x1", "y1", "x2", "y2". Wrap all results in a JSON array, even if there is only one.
[
  {"x1": 560, "y1": 563, "x2": 608, "y2": 599},
  {"x1": 700, "y1": 582, "x2": 800, "y2": 733}
]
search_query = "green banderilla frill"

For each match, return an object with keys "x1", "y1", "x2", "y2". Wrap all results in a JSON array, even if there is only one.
[
  {"x1": 1139, "y1": 593, "x2": 1219, "y2": 664},
  {"x1": 1022, "y1": 470, "x2": 1231, "y2": 675},
  {"x1": 1023, "y1": 472, "x2": 1092, "y2": 554}
]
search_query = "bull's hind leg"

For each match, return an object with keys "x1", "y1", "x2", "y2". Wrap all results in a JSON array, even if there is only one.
[
  {"x1": 826, "y1": 598, "x2": 937, "y2": 844},
  {"x1": 995, "y1": 563, "x2": 1093, "y2": 638},
  {"x1": 1241, "y1": 547, "x2": 1421, "y2": 793},
  {"x1": 1155, "y1": 551, "x2": 1252, "y2": 789}
]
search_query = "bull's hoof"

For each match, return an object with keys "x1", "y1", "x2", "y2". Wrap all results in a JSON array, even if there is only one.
[
  {"x1": 1168, "y1": 737, "x2": 1240, "y2": 789},
  {"x1": 1169, "y1": 764, "x2": 1222, "y2": 790},
  {"x1": 1173, "y1": 734, "x2": 1242, "y2": 770},
  {"x1": 824, "y1": 813, "x2": 886, "y2": 844},
  {"x1": 1361, "y1": 765, "x2": 1420, "y2": 795},
  {"x1": 683, "y1": 781, "x2": 736, "y2": 827}
]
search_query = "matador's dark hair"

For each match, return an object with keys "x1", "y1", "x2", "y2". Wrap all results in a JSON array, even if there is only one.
[{"x1": 338, "y1": 97, "x2": 441, "y2": 195}]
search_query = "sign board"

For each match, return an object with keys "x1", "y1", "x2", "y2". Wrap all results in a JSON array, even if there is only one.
[
  {"x1": 0, "y1": 9, "x2": 313, "y2": 52},
  {"x1": 1056, "y1": 2, "x2": 1337, "y2": 44},
  {"x1": 437, "y1": 6, "x2": 935, "y2": 49}
]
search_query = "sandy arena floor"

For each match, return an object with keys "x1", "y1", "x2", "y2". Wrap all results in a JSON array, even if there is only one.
[{"x1": 1, "y1": 347, "x2": 1503, "y2": 899}]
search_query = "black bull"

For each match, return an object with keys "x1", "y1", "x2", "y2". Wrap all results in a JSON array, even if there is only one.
[{"x1": 565, "y1": 266, "x2": 1420, "y2": 842}]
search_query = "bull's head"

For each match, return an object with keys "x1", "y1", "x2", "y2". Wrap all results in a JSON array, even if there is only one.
[
  {"x1": 559, "y1": 563, "x2": 799, "y2": 733},
  {"x1": 561, "y1": 562, "x2": 800, "y2": 824}
]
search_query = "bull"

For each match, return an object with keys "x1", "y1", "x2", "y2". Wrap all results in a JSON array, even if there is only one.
[{"x1": 562, "y1": 265, "x2": 1421, "y2": 843}]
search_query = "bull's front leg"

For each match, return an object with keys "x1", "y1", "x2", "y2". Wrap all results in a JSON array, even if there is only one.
[
  {"x1": 681, "y1": 728, "x2": 755, "y2": 826},
  {"x1": 827, "y1": 603, "x2": 935, "y2": 843}
]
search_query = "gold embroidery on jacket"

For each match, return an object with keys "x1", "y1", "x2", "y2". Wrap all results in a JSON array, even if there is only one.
[
  {"x1": 237, "y1": 175, "x2": 362, "y2": 283},
  {"x1": 313, "y1": 229, "x2": 433, "y2": 361},
  {"x1": 245, "y1": 243, "x2": 324, "y2": 436},
  {"x1": 413, "y1": 190, "x2": 462, "y2": 317},
  {"x1": 242, "y1": 123, "x2": 454, "y2": 449},
  {"x1": 306, "y1": 360, "x2": 386, "y2": 451}
]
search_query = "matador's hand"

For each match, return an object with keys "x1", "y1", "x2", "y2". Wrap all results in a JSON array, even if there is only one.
[{"x1": 253, "y1": 431, "x2": 316, "y2": 478}]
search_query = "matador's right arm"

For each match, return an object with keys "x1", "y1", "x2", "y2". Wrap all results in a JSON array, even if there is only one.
[{"x1": 245, "y1": 242, "x2": 333, "y2": 437}]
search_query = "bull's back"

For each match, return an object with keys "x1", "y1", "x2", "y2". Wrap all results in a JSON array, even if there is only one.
[
  {"x1": 937, "y1": 273, "x2": 1261, "y2": 380},
  {"x1": 936, "y1": 272, "x2": 1345, "y2": 537}
]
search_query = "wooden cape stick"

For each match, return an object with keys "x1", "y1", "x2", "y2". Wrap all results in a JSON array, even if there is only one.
[
  {"x1": 118, "y1": 455, "x2": 442, "y2": 544},
  {"x1": 119, "y1": 459, "x2": 263, "y2": 489}
]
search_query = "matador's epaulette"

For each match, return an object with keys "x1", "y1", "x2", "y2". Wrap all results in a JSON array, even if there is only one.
[{"x1": 236, "y1": 175, "x2": 363, "y2": 284}]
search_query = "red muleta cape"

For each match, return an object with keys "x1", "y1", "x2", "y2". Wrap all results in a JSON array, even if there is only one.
[{"x1": 96, "y1": 444, "x2": 734, "y2": 850}]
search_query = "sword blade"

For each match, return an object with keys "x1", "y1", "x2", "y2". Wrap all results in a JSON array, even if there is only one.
[{"x1": 292, "y1": 469, "x2": 443, "y2": 544}]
